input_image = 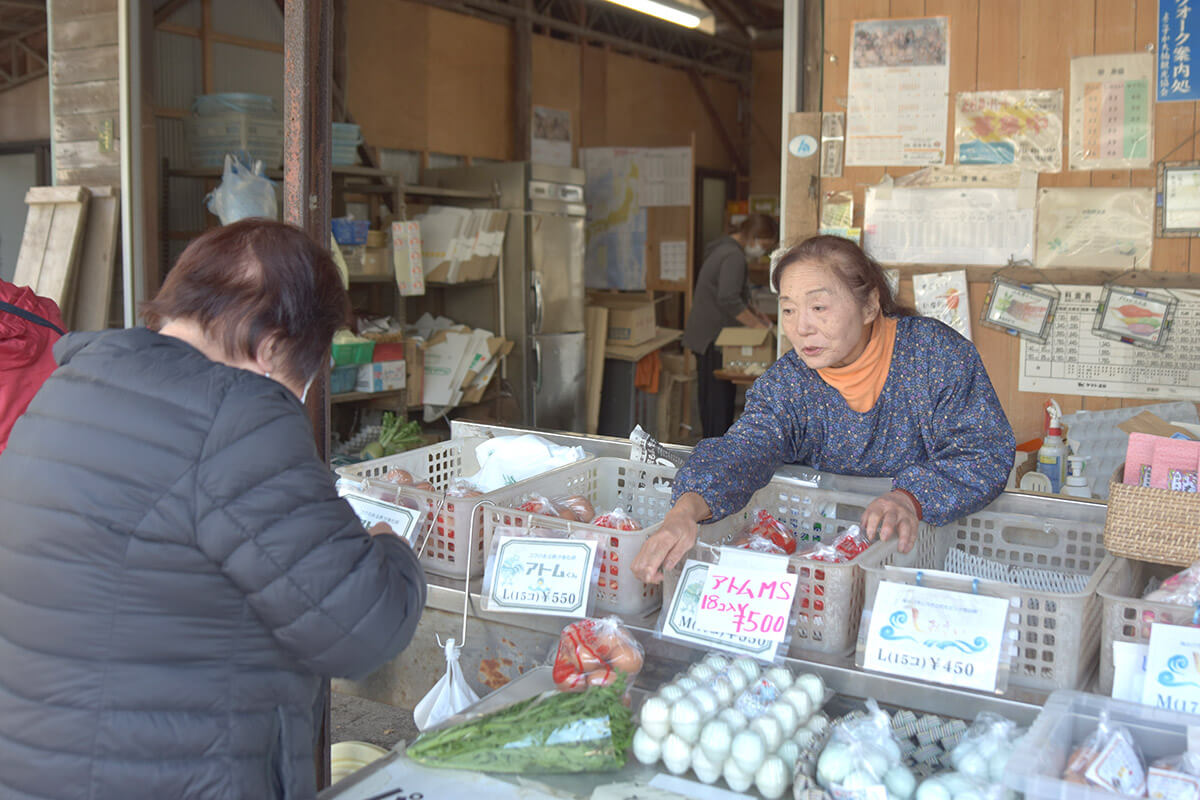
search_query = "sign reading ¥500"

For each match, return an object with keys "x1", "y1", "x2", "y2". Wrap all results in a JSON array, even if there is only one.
[
  {"x1": 863, "y1": 581, "x2": 1011, "y2": 693},
  {"x1": 485, "y1": 536, "x2": 598, "y2": 618},
  {"x1": 660, "y1": 560, "x2": 784, "y2": 660}
]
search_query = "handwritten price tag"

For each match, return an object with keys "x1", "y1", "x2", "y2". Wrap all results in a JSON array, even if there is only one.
[
  {"x1": 659, "y1": 560, "x2": 786, "y2": 660},
  {"x1": 342, "y1": 493, "x2": 422, "y2": 547},
  {"x1": 484, "y1": 536, "x2": 597, "y2": 618},
  {"x1": 863, "y1": 581, "x2": 1011, "y2": 693},
  {"x1": 697, "y1": 564, "x2": 798, "y2": 642},
  {"x1": 1142, "y1": 623, "x2": 1200, "y2": 714}
]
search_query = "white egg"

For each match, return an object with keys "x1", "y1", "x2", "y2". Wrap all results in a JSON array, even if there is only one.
[
  {"x1": 884, "y1": 765, "x2": 917, "y2": 800},
  {"x1": 782, "y1": 687, "x2": 814, "y2": 722},
  {"x1": 764, "y1": 666, "x2": 794, "y2": 689},
  {"x1": 631, "y1": 727, "x2": 662, "y2": 764},
  {"x1": 689, "y1": 663, "x2": 718, "y2": 683},
  {"x1": 669, "y1": 697, "x2": 703, "y2": 744},
  {"x1": 725, "y1": 668, "x2": 750, "y2": 693},
  {"x1": 939, "y1": 773, "x2": 975, "y2": 796},
  {"x1": 776, "y1": 740, "x2": 801, "y2": 771},
  {"x1": 843, "y1": 770, "x2": 880, "y2": 791},
  {"x1": 958, "y1": 791, "x2": 984, "y2": 800},
  {"x1": 989, "y1": 750, "x2": 1011, "y2": 783},
  {"x1": 699, "y1": 718, "x2": 733, "y2": 763},
  {"x1": 709, "y1": 674, "x2": 735, "y2": 706},
  {"x1": 957, "y1": 751, "x2": 988, "y2": 780},
  {"x1": 794, "y1": 673, "x2": 826, "y2": 707},
  {"x1": 915, "y1": 779, "x2": 952, "y2": 800},
  {"x1": 718, "y1": 707, "x2": 749, "y2": 730},
  {"x1": 690, "y1": 746, "x2": 723, "y2": 784},
  {"x1": 792, "y1": 728, "x2": 818, "y2": 752},
  {"x1": 749, "y1": 715, "x2": 784, "y2": 752},
  {"x1": 878, "y1": 736, "x2": 902, "y2": 766},
  {"x1": 674, "y1": 676, "x2": 700, "y2": 693},
  {"x1": 949, "y1": 741, "x2": 976, "y2": 769},
  {"x1": 657, "y1": 684, "x2": 686, "y2": 704},
  {"x1": 723, "y1": 758, "x2": 755, "y2": 793},
  {"x1": 817, "y1": 741, "x2": 853, "y2": 787},
  {"x1": 755, "y1": 755, "x2": 791, "y2": 800},
  {"x1": 689, "y1": 687, "x2": 720, "y2": 719},
  {"x1": 732, "y1": 657, "x2": 761, "y2": 682},
  {"x1": 805, "y1": 712, "x2": 830, "y2": 737},
  {"x1": 660, "y1": 733, "x2": 692, "y2": 775},
  {"x1": 730, "y1": 728, "x2": 767, "y2": 774},
  {"x1": 638, "y1": 696, "x2": 671, "y2": 740},
  {"x1": 703, "y1": 653, "x2": 730, "y2": 672},
  {"x1": 769, "y1": 699, "x2": 800, "y2": 737}
]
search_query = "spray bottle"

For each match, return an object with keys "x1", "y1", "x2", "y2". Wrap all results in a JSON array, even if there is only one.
[{"x1": 1037, "y1": 399, "x2": 1068, "y2": 493}]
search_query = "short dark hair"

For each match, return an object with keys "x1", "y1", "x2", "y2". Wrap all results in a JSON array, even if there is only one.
[
  {"x1": 142, "y1": 219, "x2": 350, "y2": 383},
  {"x1": 770, "y1": 235, "x2": 914, "y2": 317},
  {"x1": 735, "y1": 213, "x2": 778, "y2": 242}
]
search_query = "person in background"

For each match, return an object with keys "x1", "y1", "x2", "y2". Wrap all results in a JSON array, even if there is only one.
[
  {"x1": 682, "y1": 213, "x2": 777, "y2": 438},
  {"x1": 633, "y1": 235, "x2": 1015, "y2": 584},
  {"x1": 0, "y1": 220, "x2": 426, "y2": 800},
  {"x1": 0, "y1": 279, "x2": 65, "y2": 455}
]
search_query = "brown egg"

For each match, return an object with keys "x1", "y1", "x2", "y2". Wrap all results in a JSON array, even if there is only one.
[
  {"x1": 386, "y1": 468, "x2": 414, "y2": 485},
  {"x1": 557, "y1": 495, "x2": 595, "y2": 523}
]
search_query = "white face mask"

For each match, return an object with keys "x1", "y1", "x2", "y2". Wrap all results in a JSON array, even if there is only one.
[
  {"x1": 300, "y1": 373, "x2": 316, "y2": 404},
  {"x1": 744, "y1": 243, "x2": 765, "y2": 260}
]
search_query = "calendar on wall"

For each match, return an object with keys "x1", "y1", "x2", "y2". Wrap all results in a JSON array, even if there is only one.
[{"x1": 1018, "y1": 286, "x2": 1200, "y2": 399}]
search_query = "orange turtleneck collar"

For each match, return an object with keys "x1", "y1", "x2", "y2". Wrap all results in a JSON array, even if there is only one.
[{"x1": 816, "y1": 315, "x2": 898, "y2": 413}]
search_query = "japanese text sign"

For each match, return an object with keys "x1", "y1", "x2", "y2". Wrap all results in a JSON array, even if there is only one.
[
  {"x1": 1159, "y1": 0, "x2": 1199, "y2": 102},
  {"x1": 342, "y1": 494, "x2": 422, "y2": 547},
  {"x1": 659, "y1": 559, "x2": 786, "y2": 660},
  {"x1": 863, "y1": 581, "x2": 1012, "y2": 693},
  {"x1": 697, "y1": 564, "x2": 799, "y2": 642},
  {"x1": 484, "y1": 536, "x2": 597, "y2": 618},
  {"x1": 1142, "y1": 623, "x2": 1200, "y2": 714}
]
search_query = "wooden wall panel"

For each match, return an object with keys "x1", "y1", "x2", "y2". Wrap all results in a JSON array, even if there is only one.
[
  {"x1": 346, "y1": 0, "x2": 430, "y2": 153},
  {"x1": 750, "y1": 49, "x2": 782, "y2": 196},
  {"x1": 531, "y1": 35, "x2": 581, "y2": 165},
  {"x1": 426, "y1": 8, "x2": 512, "y2": 161},
  {"x1": 819, "y1": 0, "x2": 1200, "y2": 440},
  {"x1": 49, "y1": 0, "x2": 120, "y2": 186}
]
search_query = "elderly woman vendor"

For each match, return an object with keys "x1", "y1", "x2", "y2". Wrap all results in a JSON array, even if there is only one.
[{"x1": 633, "y1": 235, "x2": 1014, "y2": 583}]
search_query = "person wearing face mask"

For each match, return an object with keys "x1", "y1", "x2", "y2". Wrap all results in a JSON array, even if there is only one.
[
  {"x1": 633, "y1": 235, "x2": 1014, "y2": 583},
  {"x1": 682, "y1": 213, "x2": 778, "y2": 438},
  {"x1": 0, "y1": 219, "x2": 426, "y2": 800}
]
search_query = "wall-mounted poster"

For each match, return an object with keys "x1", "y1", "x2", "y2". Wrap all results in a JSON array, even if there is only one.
[
  {"x1": 1035, "y1": 187, "x2": 1153, "y2": 269},
  {"x1": 1069, "y1": 53, "x2": 1154, "y2": 170},
  {"x1": 954, "y1": 90, "x2": 1063, "y2": 172},
  {"x1": 1158, "y1": 161, "x2": 1200, "y2": 237},
  {"x1": 1093, "y1": 285, "x2": 1178, "y2": 351},
  {"x1": 1158, "y1": 0, "x2": 1200, "y2": 102},
  {"x1": 846, "y1": 16, "x2": 950, "y2": 167},
  {"x1": 913, "y1": 270, "x2": 972, "y2": 341},
  {"x1": 980, "y1": 277, "x2": 1059, "y2": 344},
  {"x1": 532, "y1": 106, "x2": 572, "y2": 167}
]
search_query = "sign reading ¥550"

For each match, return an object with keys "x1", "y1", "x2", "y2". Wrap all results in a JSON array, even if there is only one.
[{"x1": 484, "y1": 536, "x2": 597, "y2": 618}]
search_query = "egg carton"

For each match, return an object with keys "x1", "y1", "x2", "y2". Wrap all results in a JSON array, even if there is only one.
[{"x1": 1062, "y1": 401, "x2": 1199, "y2": 500}]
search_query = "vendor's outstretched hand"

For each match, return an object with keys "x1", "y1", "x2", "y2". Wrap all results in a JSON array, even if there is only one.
[
  {"x1": 860, "y1": 490, "x2": 919, "y2": 554},
  {"x1": 631, "y1": 492, "x2": 710, "y2": 584}
]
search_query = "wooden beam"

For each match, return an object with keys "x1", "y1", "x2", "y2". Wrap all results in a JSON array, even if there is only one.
[
  {"x1": 513, "y1": 0, "x2": 532, "y2": 161},
  {"x1": 332, "y1": 0, "x2": 347, "y2": 122},
  {"x1": 153, "y1": 0, "x2": 191, "y2": 25},
  {"x1": 705, "y1": 0, "x2": 752, "y2": 41},
  {"x1": 200, "y1": 0, "x2": 212, "y2": 93},
  {"x1": 153, "y1": 106, "x2": 188, "y2": 119},
  {"x1": 687, "y1": 69, "x2": 748, "y2": 174},
  {"x1": 885, "y1": 264, "x2": 1200, "y2": 289},
  {"x1": 156, "y1": 22, "x2": 283, "y2": 53}
]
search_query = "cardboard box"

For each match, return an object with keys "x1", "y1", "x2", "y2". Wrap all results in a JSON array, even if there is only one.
[
  {"x1": 405, "y1": 339, "x2": 424, "y2": 403},
  {"x1": 715, "y1": 327, "x2": 776, "y2": 373},
  {"x1": 589, "y1": 296, "x2": 657, "y2": 345},
  {"x1": 355, "y1": 360, "x2": 406, "y2": 393},
  {"x1": 359, "y1": 247, "x2": 391, "y2": 277},
  {"x1": 390, "y1": 219, "x2": 425, "y2": 296}
]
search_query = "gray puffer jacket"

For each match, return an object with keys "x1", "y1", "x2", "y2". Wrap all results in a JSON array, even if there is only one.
[{"x1": 0, "y1": 328, "x2": 427, "y2": 800}]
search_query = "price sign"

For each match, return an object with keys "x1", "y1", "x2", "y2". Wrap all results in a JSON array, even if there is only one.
[
  {"x1": 342, "y1": 493, "x2": 422, "y2": 546},
  {"x1": 1142, "y1": 623, "x2": 1200, "y2": 714},
  {"x1": 484, "y1": 536, "x2": 597, "y2": 618},
  {"x1": 659, "y1": 559, "x2": 785, "y2": 660},
  {"x1": 863, "y1": 581, "x2": 1012, "y2": 693},
  {"x1": 697, "y1": 563, "x2": 798, "y2": 642}
]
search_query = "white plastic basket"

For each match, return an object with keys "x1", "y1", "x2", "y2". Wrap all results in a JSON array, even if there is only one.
[
  {"x1": 482, "y1": 458, "x2": 677, "y2": 617},
  {"x1": 336, "y1": 437, "x2": 587, "y2": 579},
  {"x1": 862, "y1": 510, "x2": 1108, "y2": 692},
  {"x1": 661, "y1": 479, "x2": 931, "y2": 657}
]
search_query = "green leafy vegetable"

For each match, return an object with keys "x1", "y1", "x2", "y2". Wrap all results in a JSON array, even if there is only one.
[
  {"x1": 406, "y1": 678, "x2": 634, "y2": 773},
  {"x1": 360, "y1": 413, "x2": 423, "y2": 460}
]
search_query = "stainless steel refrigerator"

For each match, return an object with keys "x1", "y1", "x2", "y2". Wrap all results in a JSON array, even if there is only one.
[{"x1": 427, "y1": 163, "x2": 587, "y2": 432}]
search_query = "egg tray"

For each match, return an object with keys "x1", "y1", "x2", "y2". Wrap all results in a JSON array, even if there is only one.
[{"x1": 826, "y1": 707, "x2": 969, "y2": 779}]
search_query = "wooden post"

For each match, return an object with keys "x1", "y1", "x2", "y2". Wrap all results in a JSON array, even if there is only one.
[{"x1": 513, "y1": 0, "x2": 532, "y2": 161}]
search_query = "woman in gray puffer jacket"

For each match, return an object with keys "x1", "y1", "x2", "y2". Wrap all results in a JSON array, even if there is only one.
[{"x1": 0, "y1": 220, "x2": 427, "y2": 799}]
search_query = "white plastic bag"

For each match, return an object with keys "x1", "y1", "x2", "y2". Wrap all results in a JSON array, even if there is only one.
[
  {"x1": 413, "y1": 638, "x2": 479, "y2": 732},
  {"x1": 463, "y1": 434, "x2": 587, "y2": 493},
  {"x1": 205, "y1": 153, "x2": 279, "y2": 225}
]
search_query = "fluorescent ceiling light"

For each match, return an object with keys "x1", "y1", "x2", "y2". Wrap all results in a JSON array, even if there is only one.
[{"x1": 602, "y1": 0, "x2": 711, "y2": 29}]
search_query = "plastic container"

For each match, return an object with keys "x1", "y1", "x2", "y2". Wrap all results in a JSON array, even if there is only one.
[
  {"x1": 336, "y1": 438, "x2": 590, "y2": 579},
  {"x1": 862, "y1": 509, "x2": 1108, "y2": 692},
  {"x1": 185, "y1": 112, "x2": 284, "y2": 168},
  {"x1": 331, "y1": 365, "x2": 359, "y2": 395},
  {"x1": 332, "y1": 217, "x2": 370, "y2": 246},
  {"x1": 1005, "y1": 690, "x2": 1199, "y2": 800},
  {"x1": 1097, "y1": 556, "x2": 1200, "y2": 695},
  {"x1": 480, "y1": 458, "x2": 676, "y2": 617},
  {"x1": 331, "y1": 339, "x2": 374, "y2": 367},
  {"x1": 192, "y1": 93, "x2": 276, "y2": 116},
  {"x1": 332, "y1": 122, "x2": 362, "y2": 166}
]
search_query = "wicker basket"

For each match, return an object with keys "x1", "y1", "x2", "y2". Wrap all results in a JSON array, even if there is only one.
[{"x1": 1105, "y1": 465, "x2": 1200, "y2": 567}]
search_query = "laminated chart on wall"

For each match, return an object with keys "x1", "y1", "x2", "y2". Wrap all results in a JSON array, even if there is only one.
[
  {"x1": 863, "y1": 179, "x2": 1034, "y2": 265},
  {"x1": 846, "y1": 16, "x2": 951, "y2": 167},
  {"x1": 1035, "y1": 187, "x2": 1153, "y2": 268},
  {"x1": 954, "y1": 90, "x2": 1063, "y2": 171},
  {"x1": 1069, "y1": 53, "x2": 1155, "y2": 170},
  {"x1": 1019, "y1": 286, "x2": 1200, "y2": 400}
]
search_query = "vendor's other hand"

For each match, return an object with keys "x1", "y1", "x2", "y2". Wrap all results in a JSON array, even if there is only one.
[
  {"x1": 860, "y1": 490, "x2": 919, "y2": 554},
  {"x1": 367, "y1": 522, "x2": 395, "y2": 536},
  {"x1": 632, "y1": 493, "x2": 710, "y2": 584}
]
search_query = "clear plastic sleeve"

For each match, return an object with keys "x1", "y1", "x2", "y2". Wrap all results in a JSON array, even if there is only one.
[
  {"x1": 817, "y1": 699, "x2": 915, "y2": 800},
  {"x1": 480, "y1": 524, "x2": 601, "y2": 618},
  {"x1": 551, "y1": 616, "x2": 644, "y2": 693}
]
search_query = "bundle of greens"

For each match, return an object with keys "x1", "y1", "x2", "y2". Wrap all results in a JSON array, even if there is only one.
[
  {"x1": 406, "y1": 677, "x2": 634, "y2": 773},
  {"x1": 360, "y1": 413, "x2": 423, "y2": 460}
]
